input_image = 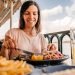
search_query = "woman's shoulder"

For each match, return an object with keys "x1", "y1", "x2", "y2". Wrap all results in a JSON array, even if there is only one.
[
  {"x1": 37, "y1": 33, "x2": 45, "y2": 39},
  {"x1": 5, "y1": 28, "x2": 22, "y2": 38},
  {"x1": 37, "y1": 33, "x2": 44, "y2": 37},
  {"x1": 7, "y1": 28, "x2": 21, "y2": 33},
  {"x1": 6, "y1": 28, "x2": 22, "y2": 36},
  {"x1": 8, "y1": 28, "x2": 20, "y2": 31}
]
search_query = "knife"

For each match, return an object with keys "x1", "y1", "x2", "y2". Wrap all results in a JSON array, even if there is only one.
[{"x1": 9, "y1": 48, "x2": 34, "y2": 55}]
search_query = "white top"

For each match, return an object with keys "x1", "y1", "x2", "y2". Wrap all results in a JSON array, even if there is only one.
[{"x1": 5, "y1": 28, "x2": 48, "y2": 53}]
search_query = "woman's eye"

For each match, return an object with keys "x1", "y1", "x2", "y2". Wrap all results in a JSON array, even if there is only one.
[
  {"x1": 33, "y1": 12, "x2": 38, "y2": 15},
  {"x1": 24, "y1": 12, "x2": 29, "y2": 15}
]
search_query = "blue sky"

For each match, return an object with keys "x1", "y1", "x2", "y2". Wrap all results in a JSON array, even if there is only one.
[
  {"x1": 36, "y1": 0, "x2": 72, "y2": 9},
  {"x1": 0, "y1": 0, "x2": 75, "y2": 39}
]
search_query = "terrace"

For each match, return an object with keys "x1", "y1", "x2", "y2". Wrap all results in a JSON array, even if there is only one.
[{"x1": 0, "y1": 0, "x2": 75, "y2": 66}]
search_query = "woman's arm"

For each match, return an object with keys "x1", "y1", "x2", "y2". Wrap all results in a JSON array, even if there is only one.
[
  {"x1": 0, "y1": 35, "x2": 20, "y2": 59},
  {"x1": 0, "y1": 35, "x2": 15, "y2": 59}
]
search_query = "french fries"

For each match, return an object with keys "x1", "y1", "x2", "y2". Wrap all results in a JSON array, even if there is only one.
[{"x1": 0, "y1": 56, "x2": 32, "y2": 75}]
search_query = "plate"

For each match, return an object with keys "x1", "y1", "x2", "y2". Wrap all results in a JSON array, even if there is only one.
[
  {"x1": 26, "y1": 55, "x2": 69, "y2": 66},
  {"x1": 42, "y1": 65, "x2": 75, "y2": 73}
]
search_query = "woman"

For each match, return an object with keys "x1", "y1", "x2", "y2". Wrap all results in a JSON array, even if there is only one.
[{"x1": 0, "y1": 0, "x2": 48, "y2": 59}]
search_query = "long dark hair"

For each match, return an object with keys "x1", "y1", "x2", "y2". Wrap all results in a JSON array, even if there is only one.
[{"x1": 19, "y1": 0, "x2": 41, "y2": 33}]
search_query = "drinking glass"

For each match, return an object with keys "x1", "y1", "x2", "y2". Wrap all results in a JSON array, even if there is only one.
[{"x1": 70, "y1": 28, "x2": 75, "y2": 65}]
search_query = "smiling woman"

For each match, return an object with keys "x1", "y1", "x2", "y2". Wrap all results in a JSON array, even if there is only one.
[
  {"x1": 0, "y1": 0, "x2": 49, "y2": 59},
  {"x1": 0, "y1": 0, "x2": 73, "y2": 61}
]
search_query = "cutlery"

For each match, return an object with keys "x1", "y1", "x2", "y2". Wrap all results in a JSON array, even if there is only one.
[
  {"x1": 8, "y1": 48, "x2": 42, "y2": 57},
  {"x1": 9, "y1": 48, "x2": 34, "y2": 55}
]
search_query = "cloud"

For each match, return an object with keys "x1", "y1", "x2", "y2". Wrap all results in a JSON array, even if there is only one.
[
  {"x1": 65, "y1": 3, "x2": 75, "y2": 18},
  {"x1": 41, "y1": 5, "x2": 63, "y2": 20},
  {"x1": 41, "y1": 16, "x2": 75, "y2": 34},
  {"x1": 70, "y1": 0, "x2": 75, "y2": 3},
  {"x1": 41, "y1": 1, "x2": 75, "y2": 34}
]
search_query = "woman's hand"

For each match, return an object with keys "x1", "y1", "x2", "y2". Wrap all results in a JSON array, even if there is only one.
[
  {"x1": 1, "y1": 36, "x2": 16, "y2": 59},
  {"x1": 10, "y1": 49, "x2": 22, "y2": 59},
  {"x1": 47, "y1": 43, "x2": 56, "y2": 51}
]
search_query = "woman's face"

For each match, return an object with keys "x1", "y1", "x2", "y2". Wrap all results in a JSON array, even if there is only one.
[{"x1": 23, "y1": 5, "x2": 38, "y2": 28}]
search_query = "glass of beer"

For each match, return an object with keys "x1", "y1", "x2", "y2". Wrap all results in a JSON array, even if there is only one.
[{"x1": 70, "y1": 28, "x2": 75, "y2": 65}]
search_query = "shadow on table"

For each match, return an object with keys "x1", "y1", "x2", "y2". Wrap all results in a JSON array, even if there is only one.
[{"x1": 42, "y1": 65, "x2": 75, "y2": 73}]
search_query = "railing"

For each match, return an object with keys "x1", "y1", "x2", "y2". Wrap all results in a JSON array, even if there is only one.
[{"x1": 44, "y1": 30, "x2": 71, "y2": 53}]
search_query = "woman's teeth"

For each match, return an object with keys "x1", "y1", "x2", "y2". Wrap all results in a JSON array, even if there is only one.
[{"x1": 29, "y1": 20, "x2": 34, "y2": 22}]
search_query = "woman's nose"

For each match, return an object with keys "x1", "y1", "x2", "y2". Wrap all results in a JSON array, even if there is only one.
[{"x1": 29, "y1": 14, "x2": 34, "y2": 19}]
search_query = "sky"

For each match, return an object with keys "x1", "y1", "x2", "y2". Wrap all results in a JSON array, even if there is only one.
[{"x1": 0, "y1": 0, "x2": 75, "y2": 39}]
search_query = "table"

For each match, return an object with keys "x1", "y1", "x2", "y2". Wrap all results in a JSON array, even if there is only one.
[
  {"x1": 30, "y1": 58, "x2": 75, "y2": 75},
  {"x1": 63, "y1": 58, "x2": 75, "y2": 66}
]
